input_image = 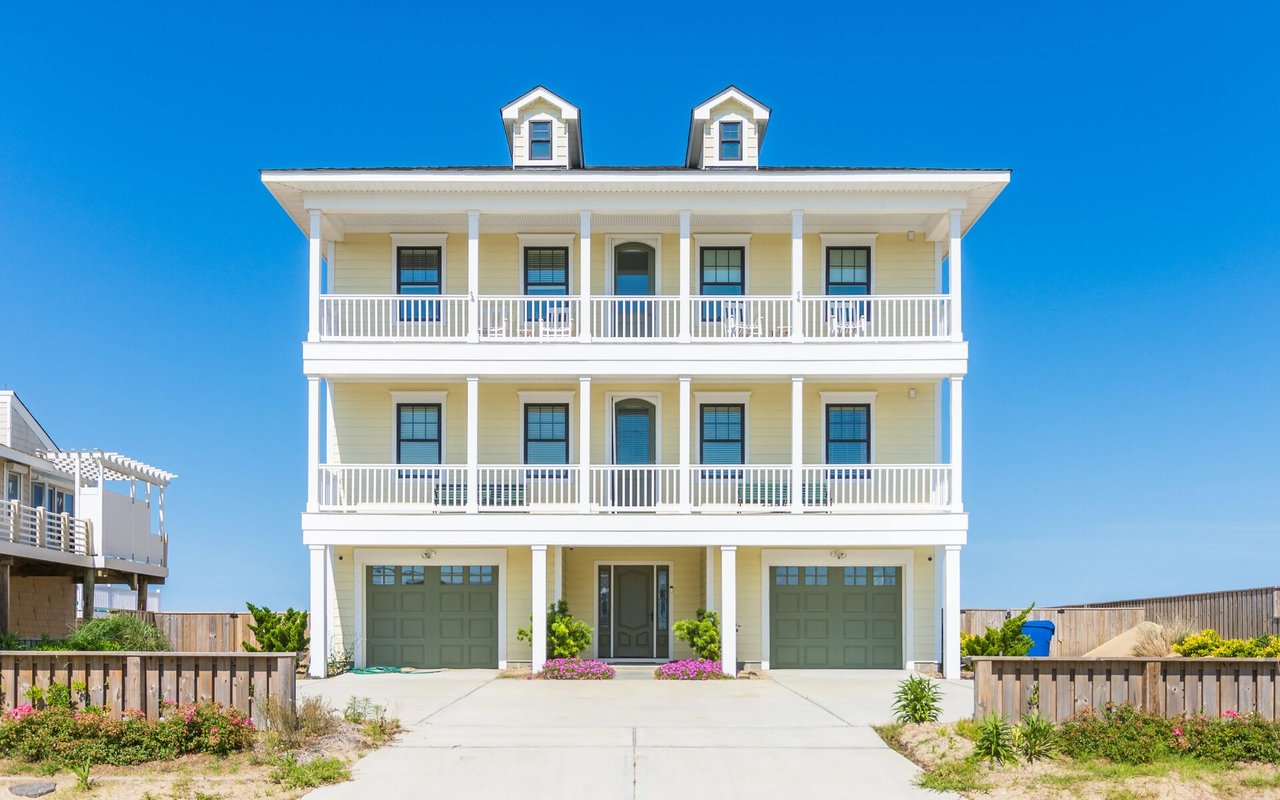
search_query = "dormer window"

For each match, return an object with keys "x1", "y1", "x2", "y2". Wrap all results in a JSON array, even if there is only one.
[
  {"x1": 719, "y1": 122, "x2": 742, "y2": 161},
  {"x1": 529, "y1": 121, "x2": 553, "y2": 161}
]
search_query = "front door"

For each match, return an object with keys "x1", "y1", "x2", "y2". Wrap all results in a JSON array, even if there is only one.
[{"x1": 597, "y1": 564, "x2": 671, "y2": 659}]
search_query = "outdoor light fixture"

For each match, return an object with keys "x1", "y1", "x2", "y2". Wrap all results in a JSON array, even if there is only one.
[
  {"x1": 830, "y1": 550, "x2": 847, "y2": 560},
  {"x1": 421, "y1": 550, "x2": 436, "y2": 560},
  {"x1": 907, "y1": 230, "x2": 915, "y2": 241},
  {"x1": 908, "y1": 387, "x2": 917, "y2": 399}
]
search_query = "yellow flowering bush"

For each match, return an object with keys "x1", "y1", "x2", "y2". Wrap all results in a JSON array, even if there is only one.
[{"x1": 1172, "y1": 629, "x2": 1280, "y2": 658}]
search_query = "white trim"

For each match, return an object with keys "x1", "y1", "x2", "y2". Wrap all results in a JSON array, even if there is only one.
[
  {"x1": 694, "y1": 234, "x2": 751, "y2": 293},
  {"x1": 388, "y1": 391, "x2": 449, "y2": 464},
  {"x1": 0, "y1": 393, "x2": 57, "y2": 452},
  {"x1": 759, "y1": 547, "x2": 915, "y2": 671},
  {"x1": 518, "y1": 234, "x2": 576, "y2": 293},
  {"x1": 390, "y1": 233, "x2": 449, "y2": 294},
  {"x1": 820, "y1": 233, "x2": 878, "y2": 294},
  {"x1": 820, "y1": 391, "x2": 877, "y2": 464},
  {"x1": 603, "y1": 235, "x2": 663, "y2": 294},
  {"x1": 517, "y1": 391, "x2": 577, "y2": 463},
  {"x1": 352, "y1": 546, "x2": 509, "y2": 670},
  {"x1": 693, "y1": 391, "x2": 751, "y2": 465},
  {"x1": 604, "y1": 392, "x2": 663, "y2": 465},
  {"x1": 591, "y1": 560, "x2": 676, "y2": 661}
]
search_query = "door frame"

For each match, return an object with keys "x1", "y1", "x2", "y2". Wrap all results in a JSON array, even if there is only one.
[
  {"x1": 759, "y1": 548, "x2": 914, "y2": 671},
  {"x1": 604, "y1": 235, "x2": 663, "y2": 295},
  {"x1": 604, "y1": 392, "x2": 664, "y2": 465},
  {"x1": 353, "y1": 547, "x2": 508, "y2": 669},
  {"x1": 592, "y1": 560, "x2": 675, "y2": 662}
]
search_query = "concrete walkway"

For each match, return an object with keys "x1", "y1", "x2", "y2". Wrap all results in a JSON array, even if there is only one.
[{"x1": 301, "y1": 669, "x2": 972, "y2": 800}]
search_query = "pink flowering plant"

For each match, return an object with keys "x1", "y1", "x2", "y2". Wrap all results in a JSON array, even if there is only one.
[
  {"x1": 654, "y1": 659, "x2": 730, "y2": 680},
  {"x1": 1059, "y1": 702, "x2": 1280, "y2": 764},
  {"x1": 533, "y1": 657, "x2": 616, "y2": 680}
]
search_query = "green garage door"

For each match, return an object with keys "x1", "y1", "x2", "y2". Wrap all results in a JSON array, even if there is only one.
[
  {"x1": 770, "y1": 565, "x2": 902, "y2": 669},
  {"x1": 366, "y1": 565, "x2": 498, "y2": 668}
]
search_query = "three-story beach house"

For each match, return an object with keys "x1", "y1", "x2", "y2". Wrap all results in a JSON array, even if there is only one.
[{"x1": 263, "y1": 86, "x2": 1008, "y2": 678}]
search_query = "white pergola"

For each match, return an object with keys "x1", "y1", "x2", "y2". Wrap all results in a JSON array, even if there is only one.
[{"x1": 38, "y1": 450, "x2": 176, "y2": 535}]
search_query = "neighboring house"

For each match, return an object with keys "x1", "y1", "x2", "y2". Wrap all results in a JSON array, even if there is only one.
[
  {"x1": 262, "y1": 86, "x2": 1009, "y2": 679},
  {"x1": 0, "y1": 391, "x2": 174, "y2": 638}
]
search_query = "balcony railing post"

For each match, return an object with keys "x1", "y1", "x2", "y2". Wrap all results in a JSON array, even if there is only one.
[
  {"x1": 60, "y1": 512, "x2": 71, "y2": 552},
  {"x1": 34, "y1": 507, "x2": 45, "y2": 549},
  {"x1": 7, "y1": 500, "x2": 17, "y2": 543}
]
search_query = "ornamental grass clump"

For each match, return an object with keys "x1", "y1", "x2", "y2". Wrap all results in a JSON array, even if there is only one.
[
  {"x1": 654, "y1": 659, "x2": 730, "y2": 680},
  {"x1": 534, "y1": 657, "x2": 615, "y2": 680}
]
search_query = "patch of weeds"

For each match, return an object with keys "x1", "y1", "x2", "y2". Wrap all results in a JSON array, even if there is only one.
[
  {"x1": 342, "y1": 696, "x2": 385, "y2": 724},
  {"x1": 72, "y1": 759, "x2": 94, "y2": 791},
  {"x1": 194, "y1": 794, "x2": 222, "y2": 800},
  {"x1": 170, "y1": 772, "x2": 192, "y2": 799},
  {"x1": 952, "y1": 717, "x2": 981, "y2": 741},
  {"x1": 916, "y1": 759, "x2": 989, "y2": 793},
  {"x1": 873, "y1": 722, "x2": 907, "y2": 756},
  {"x1": 1241, "y1": 771, "x2": 1280, "y2": 789},
  {"x1": 362, "y1": 716, "x2": 399, "y2": 746},
  {"x1": 270, "y1": 755, "x2": 350, "y2": 790},
  {"x1": 1103, "y1": 790, "x2": 1153, "y2": 800}
]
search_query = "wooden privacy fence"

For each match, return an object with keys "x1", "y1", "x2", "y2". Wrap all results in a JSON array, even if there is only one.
[
  {"x1": 0, "y1": 652, "x2": 296, "y2": 722},
  {"x1": 973, "y1": 657, "x2": 1280, "y2": 723},
  {"x1": 1070, "y1": 586, "x2": 1280, "y2": 639},
  {"x1": 962, "y1": 607, "x2": 1146, "y2": 657},
  {"x1": 112, "y1": 611, "x2": 267, "y2": 652}
]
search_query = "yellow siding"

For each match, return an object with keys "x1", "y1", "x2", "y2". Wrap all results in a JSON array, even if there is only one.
[
  {"x1": 693, "y1": 383, "x2": 790, "y2": 464},
  {"x1": 876, "y1": 235, "x2": 936, "y2": 294},
  {"x1": 913, "y1": 548, "x2": 936, "y2": 663},
  {"x1": 333, "y1": 233, "x2": 467, "y2": 295},
  {"x1": 802, "y1": 383, "x2": 937, "y2": 464},
  {"x1": 744, "y1": 234, "x2": 791, "y2": 295},
  {"x1": 734, "y1": 546, "x2": 763, "y2": 662},
  {"x1": 329, "y1": 545, "x2": 356, "y2": 655},
  {"x1": 478, "y1": 234, "x2": 523, "y2": 295},
  {"x1": 506, "y1": 546, "x2": 532, "y2": 662},
  {"x1": 330, "y1": 383, "x2": 467, "y2": 464},
  {"x1": 561, "y1": 547, "x2": 703, "y2": 660}
]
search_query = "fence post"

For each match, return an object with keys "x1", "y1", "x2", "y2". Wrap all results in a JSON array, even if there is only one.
[
  {"x1": 125, "y1": 655, "x2": 144, "y2": 714},
  {"x1": 1143, "y1": 661, "x2": 1164, "y2": 716},
  {"x1": 973, "y1": 658, "x2": 993, "y2": 719},
  {"x1": 278, "y1": 656, "x2": 297, "y2": 709}
]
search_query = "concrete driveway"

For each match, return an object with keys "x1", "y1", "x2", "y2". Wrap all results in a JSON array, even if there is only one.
[{"x1": 301, "y1": 669, "x2": 972, "y2": 800}]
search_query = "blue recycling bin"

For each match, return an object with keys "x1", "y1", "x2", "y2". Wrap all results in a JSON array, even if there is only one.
[{"x1": 1021, "y1": 620, "x2": 1055, "y2": 657}]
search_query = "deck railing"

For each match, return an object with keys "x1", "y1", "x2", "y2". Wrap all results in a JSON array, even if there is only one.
[
  {"x1": 315, "y1": 464, "x2": 952, "y2": 513},
  {"x1": 315, "y1": 294, "x2": 953, "y2": 341},
  {"x1": 1, "y1": 500, "x2": 92, "y2": 555}
]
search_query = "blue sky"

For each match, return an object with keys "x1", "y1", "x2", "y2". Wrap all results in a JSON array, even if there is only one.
[{"x1": 1, "y1": 2, "x2": 1277, "y2": 611}]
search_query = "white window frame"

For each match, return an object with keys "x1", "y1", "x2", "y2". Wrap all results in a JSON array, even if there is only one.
[
  {"x1": 604, "y1": 392, "x2": 664, "y2": 465},
  {"x1": 694, "y1": 234, "x2": 751, "y2": 294},
  {"x1": 819, "y1": 233, "x2": 878, "y2": 295},
  {"x1": 389, "y1": 391, "x2": 449, "y2": 464},
  {"x1": 759, "y1": 547, "x2": 915, "y2": 671},
  {"x1": 706, "y1": 111, "x2": 750, "y2": 168},
  {"x1": 517, "y1": 390, "x2": 576, "y2": 464},
  {"x1": 352, "y1": 547, "x2": 509, "y2": 669},
  {"x1": 603, "y1": 235, "x2": 663, "y2": 295},
  {"x1": 693, "y1": 391, "x2": 750, "y2": 465},
  {"x1": 390, "y1": 233, "x2": 449, "y2": 295},
  {"x1": 527, "y1": 117, "x2": 555, "y2": 161},
  {"x1": 517, "y1": 234, "x2": 576, "y2": 295},
  {"x1": 819, "y1": 391, "x2": 877, "y2": 464}
]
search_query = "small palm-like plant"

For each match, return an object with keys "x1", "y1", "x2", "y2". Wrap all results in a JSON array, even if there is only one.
[
  {"x1": 975, "y1": 713, "x2": 1018, "y2": 766},
  {"x1": 891, "y1": 674, "x2": 943, "y2": 724},
  {"x1": 72, "y1": 759, "x2": 94, "y2": 790},
  {"x1": 1014, "y1": 711, "x2": 1058, "y2": 762}
]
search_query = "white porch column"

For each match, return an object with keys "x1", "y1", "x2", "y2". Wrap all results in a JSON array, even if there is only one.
[
  {"x1": 949, "y1": 376, "x2": 963, "y2": 510},
  {"x1": 720, "y1": 546, "x2": 737, "y2": 676},
  {"x1": 308, "y1": 544, "x2": 328, "y2": 678},
  {"x1": 943, "y1": 544, "x2": 962, "y2": 680},
  {"x1": 307, "y1": 210, "x2": 322, "y2": 342},
  {"x1": 579, "y1": 211, "x2": 592, "y2": 342},
  {"x1": 704, "y1": 546, "x2": 715, "y2": 612},
  {"x1": 531, "y1": 545, "x2": 548, "y2": 673},
  {"x1": 579, "y1": 376, "x2": 591, "y2": 513},
  {"x1": 306, "y1": 377, "x2": 320, "y2": 512},
  {"x1": 948, "y1": 209, "x2": 963, "y2": 341},
  {"x1": 678, "y1": 376, "x2": 692, "y2": 511},
  {"x1": 467, "y1": 210, "x2": 480, "y2": 342},
  {"x1": 790, "y1": 209, "x2": 804, "y2": 342},
  {"x1": 553, "y1": 546, "x2": 564, "y2": 604},
  {"x1": 790, "y1": 376, "x2": 804, "y2": 513},
  {"x1": 678, "y1": 210, "x2": 692, "y2": 342},
  {"x1": 466, "y1": 376, "x2": 479, "y2": 513}
]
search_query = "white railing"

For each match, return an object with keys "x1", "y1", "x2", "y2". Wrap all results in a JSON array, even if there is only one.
[
  {"x1": 319, "y1": 295, "x2": 470, "y2": 340},
  {"x1": 590, "y1": 297, "x2": 682, "y2": 339},
  {"x1": 588, "y1": 465, "x2": 682, "y2": 510},
  {"x1": 476, "y1": 465, "x2": 581, "y2": 510},
  {"x1": 477, "y1": 297, "x2": 580, "y2": 339},
  {"x1": 2, "y1": 500, "x2": 92, "y2": 555},
  {"x1": 690, "y1": 297, "x2": 792, "y2": 339},
  {"x1": 692, "y1": 465, "x2": 793, "y2": 510},
  {"x1": 317, "y1": 465, "x2": 470, "y2": 511},
  {"x1": 800, "y1": 464, "x2": 952, "y2": 509},
  {"x1": 801, "y1": 295, "x2": 952, "y2": 340}
]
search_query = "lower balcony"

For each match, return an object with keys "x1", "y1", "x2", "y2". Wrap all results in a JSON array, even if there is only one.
[
  {"x1": 317, "y1": 463, "x2": 954, "y2": 514},
  {"x1": 0, "y1": 500, "x2": 92, "y2": 556}
]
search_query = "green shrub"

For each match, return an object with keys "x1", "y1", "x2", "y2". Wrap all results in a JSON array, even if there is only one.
[
  {"x1": 1174, "y1": 710, "x2": 1280, "y2": 763},
  {"x1": 960, "y1": 605, "x2": 1035, "y2": 657},
  {"x1": 270, "y1": 755, "x2": 350, "y2": 789},
  {"x1": 891, "y1": 674, "x2": 943, "y2": 724},
  {"x1": 1173, "y1": 629, "x2": 1280, "y2": 658},
  {"x1": 974, "y1": 713, "x2": 1018, "y2": 766},
  {"x1": 62, "y1": 616, "x2": 170, "y2": 651},
  {"x1": 0, "y1": 632, "x2": 21, "y2": 650},
  {"x1": 1059, "y1": 704, "x2": 1174, "y2": 764},
  {"x1": 0, "y1": 702, "x2": 254, "y2": 766},
  {"x1": 672, "y1": 609, "x2": 721, "y2": 661},
  {"x1": 516, "y1": 600, "x2": 592, "y2": 659},
  {"x1": 243, "y1": 604, "x2": 310, "y2": 655},
  {"x1": 342, "y1": 696, "x2": 385, "y2": 725},
  {"x1": 1014, "y1": 712, "x2": 1058, "y2": 762}
]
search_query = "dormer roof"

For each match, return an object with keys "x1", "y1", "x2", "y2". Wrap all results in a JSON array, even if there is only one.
[
  {"x1": 500, "y1": 86, "x2": 583, "y2": 169},
  {"x1": 685, "y1": 86, "x2": 771, "y2": 169}
]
